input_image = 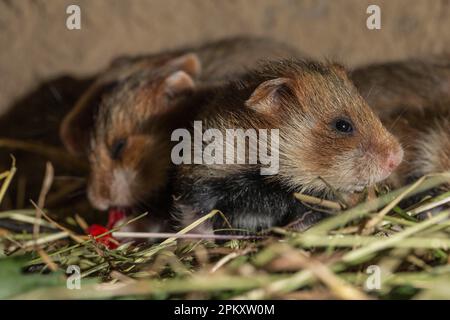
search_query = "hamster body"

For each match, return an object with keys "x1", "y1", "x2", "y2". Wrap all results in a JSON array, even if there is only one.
[
  {"x1": 172, "y1": 60, "x2": 403, "y2": 233},
  {"x1": 60, "y1": 37, "x2": 301, "y2": 214},
  {"x1": 383, "y1": 103, "x2": 450, "y2": 187},
  {"x1": 61, "y1": 37, "x2": 301, "y2": 156},
  {"x1": 350, "y1": 56, "x2": 450, "y2": 118},
  {"x1": 114, "y1": 37, "x2": 302, "y2": 82}
]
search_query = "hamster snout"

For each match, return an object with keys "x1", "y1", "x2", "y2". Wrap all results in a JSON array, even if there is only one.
[
  {"x1": 358, "y1": 132, "x2": 404, "y2": 185},
  {"x1": 87, "y1": 168, "x2": 136, "y2": 210},
  {"x1": 380, "y1": 147, "x2": 404, "y2": 178},
  {"x1": 87, "y1": 134, "x2": 170, "y2": 211},
  {"x1": 351, "y1": 129, "x2": 404, "y2": 189}
]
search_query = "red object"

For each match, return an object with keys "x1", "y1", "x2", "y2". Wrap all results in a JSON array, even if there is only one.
[
  {"x1": 87, "y1": 224, "x2": 118, "y2": 249},
  {"x1": 107, "y1": 208, "x2": 127, "y2": 229},
  {"x1": 86, "y1": 208, "x2": 127, "y2": 249}
]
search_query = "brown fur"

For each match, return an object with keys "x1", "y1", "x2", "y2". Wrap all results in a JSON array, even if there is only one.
[
  {"x1": 382, "y1": 103, "x2": 450, "y2": 187},
  {"x1": 179, "y1": 60, "x2": 403, "y2": 194},
  {"x1": 351, "y1": 57, "x2": 450, "y2": 187},
  {"x1": 62, "y1": 37, "x2": 301, "y2": 210},
  {"x1": 61, "y1": 37, "x2": 301, "y2": 157},
  {"x1": 86, "y1": 63, "x2": 209, "y2": 210},
  {"x1": 350, "y1": 56, "x2": 450, "y2": 118},
  {"x1": 172, "y1": 59, "x2": 404, "y2": 233}
]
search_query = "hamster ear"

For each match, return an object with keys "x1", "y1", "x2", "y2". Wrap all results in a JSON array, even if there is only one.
[
  {"x1": 167, "y1": 53, "x2": 202, "y2": 78},
  {"x1": 163, "y1": 70, "x2": 196, "y2": 98},
  {"x1": 245, "y1": 78, "x2": 291, "y2": 114}
]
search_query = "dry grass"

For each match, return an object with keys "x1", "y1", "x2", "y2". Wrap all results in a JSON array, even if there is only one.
[{"x1": 0, "y1": 155, "x2": 449, "y2": 300}]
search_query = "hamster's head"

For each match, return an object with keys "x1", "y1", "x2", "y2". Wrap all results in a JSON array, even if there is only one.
[
  {"x1": 86, "y1": 54, "x2": 201, "y2": 210},
  {"x1": 245, "y1": 60, "x2": 403, "y2": 193}
]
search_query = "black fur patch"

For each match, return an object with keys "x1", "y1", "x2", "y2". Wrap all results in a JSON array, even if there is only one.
[{"x1": 173, "y1": 169, "x2": 330, "y2": 234}]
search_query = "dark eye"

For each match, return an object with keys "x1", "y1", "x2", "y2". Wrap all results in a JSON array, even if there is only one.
[
  {"x1": 110, "y1": 138, "x2": 127, "y2": 160},
  {"x1": 333, "y1": 118, "x2": 354, "y2": 134}
]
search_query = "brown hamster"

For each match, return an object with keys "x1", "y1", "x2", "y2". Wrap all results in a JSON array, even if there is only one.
[
  {"x1": 382, "y1": 103, "x2": 450, "y2": 188},
  {"x1": 351, "y1": 57, "x2": 450, "y2": 186},
  {"x1": 60, "y1": 37, "x2": 302, "y2": 211},
  {"x1": 350, "y1": 56, "x2": 450, "y2": 118},
  {"x1": 87, "y1": 56, "x2": 205, "y2": 211},
  {"x1": 172, "y1": 59, "x2": 404, "y2": 233}
]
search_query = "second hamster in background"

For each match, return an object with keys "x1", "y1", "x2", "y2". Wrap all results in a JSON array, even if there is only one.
[{"x1": 59, "y1": 37, "x2": 450, "y2": 235}]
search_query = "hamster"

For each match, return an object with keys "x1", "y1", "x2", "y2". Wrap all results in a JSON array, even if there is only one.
[
  {"x1": 172, "y1": 59, "x2": 404, "y2": 234},
  {"x1": 381, "y1": 103, "x2": 450, "y2": 219},
  {"x1": 382, "y1": 103, "x2": 450, "y2": 187},
  {"x1": 350, "y1": 56, "x2": 450, "y2": 118},
  {"x1": 351, "y1": 57, "x2": 450, "y2": 186},
  {"x1": 60, "y1": 37, "x2": 301, "y2": 213}
]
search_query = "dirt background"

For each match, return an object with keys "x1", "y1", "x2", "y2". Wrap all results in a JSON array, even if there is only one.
[{"x1": 1, "y1": 0, "x2": 450, "y2": 114}]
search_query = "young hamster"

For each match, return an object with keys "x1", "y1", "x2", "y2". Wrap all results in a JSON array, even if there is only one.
[
  {"x1": 172, "y1": 59, "x2": 404, "y2": 234},
  {"x1": 350, "y1": 56, "x2": 450, "y2": 118},
  {"x1": 351, "y1": 57, "x2": 450, "y2": 186},
  {"x1": 86, "y1": 56, "x2": 206, "y2": 212},
  {"x1": 60, "y1": 37, "x2": 301, "y2": 212},
  {"x1": 382, "y1": 103, "x2": 450, "y2": 187}
]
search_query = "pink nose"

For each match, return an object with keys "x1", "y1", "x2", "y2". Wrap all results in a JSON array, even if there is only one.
[{"x1": 384, "y1": 148, "x2": 404, "y2": 174}]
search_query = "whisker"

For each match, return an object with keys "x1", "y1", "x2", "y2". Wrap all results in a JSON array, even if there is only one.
[{"x1": 388, "y1": 108, "x2": 408, "y2": 131}]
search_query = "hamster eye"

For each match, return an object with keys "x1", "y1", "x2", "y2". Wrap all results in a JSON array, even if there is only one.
[
  {"x1": 333, "y1": 118, "x2": 354, "y2": 134},
  {"x1": 110, "y1": 138, "x2": 127, "y2": 160}
]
